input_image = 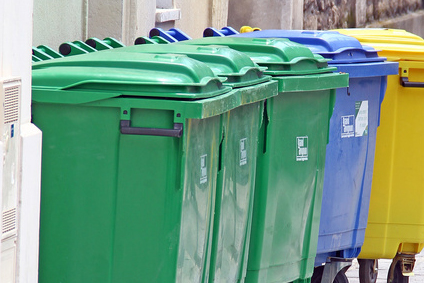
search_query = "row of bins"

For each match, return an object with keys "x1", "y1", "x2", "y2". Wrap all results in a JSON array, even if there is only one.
[
  {"x1": 30, "y1": 27, "x2": 424, "y2": 283},
  {"x1": 203, "y1": 27, "x2": 424, "y2": 283}
]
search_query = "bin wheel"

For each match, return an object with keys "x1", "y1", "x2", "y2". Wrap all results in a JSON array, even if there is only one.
[
  {"x1": 334, "y1": 271, "x2": 349, "y2": 283},
  {"x1": 311, "y1": 266, "x2": 324, "y2": 283},
  {"x1": 388, "y1": 261, "x2": 408, "y2": 283},
  {"x1": 311, "y1": 266, "x2": 349, "y2": 283},
  {"x1": 359, "y1": 259, "x2": 378, "y2": 283}
]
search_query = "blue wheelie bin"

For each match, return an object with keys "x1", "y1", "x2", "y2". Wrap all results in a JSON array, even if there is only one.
[{"x1": 229, "y1": 30, "x2": 399, "y2": 282}]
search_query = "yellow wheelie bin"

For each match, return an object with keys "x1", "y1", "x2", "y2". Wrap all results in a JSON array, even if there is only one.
[{"x1": 336, "y1": 28, "x2": 424, "y2": 283}]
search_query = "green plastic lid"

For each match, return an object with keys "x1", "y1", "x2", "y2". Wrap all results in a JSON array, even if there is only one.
[
  {"x1": 110, "y1": 44, "x2": 270, "y2": 87},
  {"x1": 178, "y1": 37, "x2": 337, "y2": 75},
  {"x1": 32, "y1": 51, "x2": 231, "y2": 103}
]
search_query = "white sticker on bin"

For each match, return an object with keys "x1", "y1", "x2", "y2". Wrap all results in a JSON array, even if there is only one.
[
  {"x1": 200, "y1": 154, "x2": 207, "y2": 184},
  {"x1": 240, "y1": 138, "x2": 247, "y2": 166},
  {"x1": 296, "y1": 136, "x2": 308, "y2": 162},
  {"x1": 341, "y1": 115, "x2": 355, "y2": 138},
  {"x1": 355, "y1": 100, "x2": 368, "y2": 137}
]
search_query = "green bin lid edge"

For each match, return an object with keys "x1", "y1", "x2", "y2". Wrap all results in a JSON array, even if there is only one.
[
  {"x1": 108, "y1": 44, "x2": 270, "y2": 87},
  {"x1": 32, "y1": 51, "x2": 231, "y2": 102},
  {"x1": 177, "y1": 37, "x2": 336, "y2": 75}
]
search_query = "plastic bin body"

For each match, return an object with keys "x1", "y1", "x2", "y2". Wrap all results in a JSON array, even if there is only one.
[
  {"x1": 249, "y1": 88, "x2": 332, "y2": 283},
  {"x1": 35, "y1": 101, "x2": 220, "y2": 283},
  {"x1": 233, "y1": 30, "x2": 399, "y2": 264},
  {"x1": 32, "y1": 51, "x2": 277, "y2": 282},
  {"x1": 113, "y1": 44, "x2": 274, "y2": 282},
  {"x1": 336, "y1": 28, "x2": 424, "y2": 259},
  {"x1": 179, "y1": 37, "x2": 349, "y2": 282},
  {"x1": 213, "y1": 102, "x2": 261, "y2": 282},
  {"x1": 315, "y1": 75, "x2": 384, "y2": 263}
]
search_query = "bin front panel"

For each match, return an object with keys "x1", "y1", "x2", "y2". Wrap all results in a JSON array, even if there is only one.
[
  {"x1": 110, "y1": 109, "x2": 220, "y2": 282},
  {"x1": 35, "y1": 100, "x2": 222, "y2": 283},
  {"x1": 35, "y1": 103, "x2": 121, "y2": 283},
  {"x1": 246, "y1": 89, "x2": 334, "y2": 283},
  {"x1": 316, "y1": 76, "x2": 386, "y2": 263},
  {"x1": 210, "y1": 101, "x2": 262, "y2": 282},
  {"x1": 177, "y1": 116, "x2": 220, "y2": 282},
  {"x1": 359, "y1": 65, "x2": 424, "y2": 259}
]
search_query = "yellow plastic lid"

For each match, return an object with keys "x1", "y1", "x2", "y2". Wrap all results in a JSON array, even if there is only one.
[{"x1": 334, "y1": 28, "x2": 424, "y2": 61}]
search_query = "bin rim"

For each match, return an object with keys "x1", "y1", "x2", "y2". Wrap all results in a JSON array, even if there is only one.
[
  {"x1": 232, "y1": 29, "x2": 389, "y2": 65},
  {"x1": 272, "y1": 71, "x2": 349, "y2": 92},
  {"x1": 108, "y1": 44, "x2": 271, "y2": 88},
  {"x1": 32, "y1": 51, "x2": 233, "y2": 101},
  {"x1": 335, "y1": 28, "x2": 424, "y2": 62},
  {"x1": 32, "y1": 80, "x2": 278, "y2": 120},
  {"x1": 177, "y1": 37, "x2": 338, "y2": 76},
  {"x1": 329, "y1": 60, "x2": 399, "y2": 78}
]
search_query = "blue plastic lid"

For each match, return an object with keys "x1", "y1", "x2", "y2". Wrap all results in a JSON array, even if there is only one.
[{"x1": 233, "y1": 30, "x2": 385, "y2": 64}]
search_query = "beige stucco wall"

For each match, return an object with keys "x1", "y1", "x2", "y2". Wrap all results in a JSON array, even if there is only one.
[
  {"x1": 32, "y1": 0, "x2": 424, "y2": 50},
  {"x1": 174, "y1": 0, "x2": 211, "y2": 38},
  {"x1": 87, "y1": 0, "x2": 123, "y2": 42},
  {"x1": 227, "y1": 0, "x2": 304, "y2": 30},
  {"x1": 174, "y1": 0, "x2": 228, "y2": 38},
  {"x1": 87, "y1": 0, "x2": 156, "y2": 46},
  {"x1": 33, "y1": 0, "x2": 228, "y2": 47},
  {"x1": 33, "y1": 0, "x2": 85, "y2": 49}
]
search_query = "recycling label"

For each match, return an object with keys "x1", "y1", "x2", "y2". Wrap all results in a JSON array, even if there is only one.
[
  {"x1": 240, "y1": 138, "x2": 247, "y2": 166},
  {"x1": 296, "y1": 136, "x2": 308, "y2": 161},
  {"x1": 341, "y1": 115, "x2": 354, "y2": 138},
  {"x1": 355, "y1": 101, "x2": 368, "y2": 137},
  {"x1": 200, "y1": 154, "x2": 207, "y2": 184}
]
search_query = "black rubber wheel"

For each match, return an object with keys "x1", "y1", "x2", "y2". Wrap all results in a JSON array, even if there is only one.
[
  {"x1": 388, "y1": 261, "x2": 409, "y2": 283},
  {"x1": 334, "y1": 271, "x2": 349, "y2": 283},
  {"x1": 359, "y1": 259, "x2": 378, "y2": 283},
  {"x1": 311, "y1": 266, "x2": 324, "y2": 283},
  {"x1": 311, "y1": 266, "x2": 349, "y2": 283}
]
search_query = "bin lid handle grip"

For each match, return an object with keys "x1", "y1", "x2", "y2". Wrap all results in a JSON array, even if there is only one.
[
  {"x1": 401, "y1": 77, "x2": 424, "y2": 88},
  {"x1": 120, "y1": 120, "x2": 183, "y2": 138}
]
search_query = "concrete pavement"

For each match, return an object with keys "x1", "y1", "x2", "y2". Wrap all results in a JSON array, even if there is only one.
[{"x1": 346, "y1": 249, "x2": 424, "y2": 282}]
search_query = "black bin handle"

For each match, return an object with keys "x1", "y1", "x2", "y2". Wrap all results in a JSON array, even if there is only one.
[
  {"x1": 120, "y1": 120, "x2": 183, "y2": 137},
  {"x1": 401, "y1": 77, "x2": 424, "y2": 88}
]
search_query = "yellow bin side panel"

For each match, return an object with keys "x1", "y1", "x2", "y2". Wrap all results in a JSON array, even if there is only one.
[{"x1": 359, "y1": 62, "x2": 424, "y2": 259}]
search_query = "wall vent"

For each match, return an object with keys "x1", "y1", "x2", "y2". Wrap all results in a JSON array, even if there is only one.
[
  {"x1": 2, "y1": 208, "x2": 16, "y2": 234},
  {"x1": 4, "y1": 85, "x2": 19, "y2": 124}
]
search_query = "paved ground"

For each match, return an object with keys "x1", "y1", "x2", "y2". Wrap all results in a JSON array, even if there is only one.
[{"x1": 345, "y1": 249, "x2": 424, "y2": 282}]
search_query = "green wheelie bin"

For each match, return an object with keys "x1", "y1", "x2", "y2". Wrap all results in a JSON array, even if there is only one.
[
  {"x1": 32, "y1": 50, "x2": 276, "y2": 282},
  {"x1": 106, "y1": 43, "x2": 277, "y2": 282},
  {"x1": 177, "y1": 37, "x2": 349, "y2": 283}
]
